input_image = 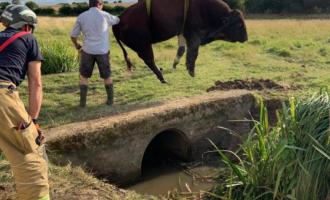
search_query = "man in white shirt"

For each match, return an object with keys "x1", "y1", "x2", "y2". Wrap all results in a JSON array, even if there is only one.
[{"x1": 71, "y1": 0, "x2": 120, "y2": 107}]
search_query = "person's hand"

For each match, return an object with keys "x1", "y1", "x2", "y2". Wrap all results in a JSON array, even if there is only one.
[
  {"x1": 75, "y1": 43, "x2": 82, "y2": 51},
  {"x1": 33, "y1": 119, "x2": 46, "y2": 145}
]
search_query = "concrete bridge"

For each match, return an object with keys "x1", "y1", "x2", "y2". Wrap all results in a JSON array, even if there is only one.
[{"x1": 46, "y1": 90, "x2": 257, "y2": 185}]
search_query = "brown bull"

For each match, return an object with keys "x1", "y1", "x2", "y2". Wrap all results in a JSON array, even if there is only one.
[{"x1": 113, "y1": 0, "x2": 248, "y2": 83}]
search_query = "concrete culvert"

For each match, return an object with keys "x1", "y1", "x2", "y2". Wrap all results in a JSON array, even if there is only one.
[{"x1": 141, "y1": 129, "x2": 191, "y2": 175}]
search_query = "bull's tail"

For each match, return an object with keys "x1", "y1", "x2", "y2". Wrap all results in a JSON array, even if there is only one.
[{"x1": 113, "y1": 25, "x2": 133, "y2": 71}]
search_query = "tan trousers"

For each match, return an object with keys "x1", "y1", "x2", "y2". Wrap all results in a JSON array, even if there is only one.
[{"x1": 0, "y1": 83, "x2": 49, "y2": 200}]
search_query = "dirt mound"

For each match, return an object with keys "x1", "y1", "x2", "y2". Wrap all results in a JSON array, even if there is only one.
[{"x1": 207, "y1": 79, "x2": 288, "y2": 92}]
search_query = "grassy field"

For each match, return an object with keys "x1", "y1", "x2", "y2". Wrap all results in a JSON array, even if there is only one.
[
  {"x1": 1, "y1": 16, "x2": 329, "y2": 199},
  {"x1": 11, "y1": 16, "x2": 329, "y2": 128}
]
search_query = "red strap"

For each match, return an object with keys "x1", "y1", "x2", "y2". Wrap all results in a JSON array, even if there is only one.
[{"x1": 0, "y1": 32, "x2": 30, "y2": 52}]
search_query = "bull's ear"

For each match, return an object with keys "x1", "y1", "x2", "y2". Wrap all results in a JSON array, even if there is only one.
[
  {"x1": 231, "y1": 9, "x2": 242, "y2": 16},
  {"x1": 222, "y1": 17, "x2": 229, "y2": 25}
]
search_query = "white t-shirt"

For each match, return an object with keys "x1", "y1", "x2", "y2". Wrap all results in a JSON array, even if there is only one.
[{"x1": 71, "y1": 7, "x2": 120, "y2": 55}]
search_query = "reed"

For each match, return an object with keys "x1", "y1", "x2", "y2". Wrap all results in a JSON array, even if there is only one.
[{"x1": 210, "y1": 91, "x2": 330, "y2": 200}]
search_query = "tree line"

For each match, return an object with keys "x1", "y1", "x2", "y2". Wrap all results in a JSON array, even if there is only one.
[
  {"x1": 57, "y1": 2, "x2": 125, "y2": 16},
  {"x1": 1, "y1": 0, "x2": 330, "y2": 15},
  {"x1": 0, "y1": 1, "x2": 126, "y2": 16},
  {"x1": 226, "y1": 0, "x2": 330, "y2": 13}
]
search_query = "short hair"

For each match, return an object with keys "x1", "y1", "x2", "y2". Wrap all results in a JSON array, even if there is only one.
[{"x1": 89, "y1": 0, "x2": 103, "y2": 7}]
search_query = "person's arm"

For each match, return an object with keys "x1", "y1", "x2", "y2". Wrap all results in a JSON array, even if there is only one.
[
  {"x1": 71, "y1": 36, "x2": 82, "y2": 50},
  {"x1": 71, "y1": 17, "x2": 82, "y2": 50},
  {"x1": 107, "y1": 13, "x2": 120, "y2": 26},
  {"x1": 27, "y1": 61, "x2": 42, "y2": 120}
]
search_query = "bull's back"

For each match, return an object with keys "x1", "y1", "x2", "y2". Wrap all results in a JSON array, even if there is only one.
[
  {"x1": 149, "y1": 0, "x2": 185, "y2": 42},
  {"x1": 118, "y1": 0, "x2": 186, "y2": 44}
]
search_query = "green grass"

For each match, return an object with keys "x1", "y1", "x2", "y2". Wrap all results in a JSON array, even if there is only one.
[
  {"x1": 11, "y1": 17, "x2": 330, "y2": 127},
  {"x1": 40, "y1": 41, "x2": 79, "y2": 74},
  {"x1": 209, "y1": 91, "x2": 330, "y2": 200}
]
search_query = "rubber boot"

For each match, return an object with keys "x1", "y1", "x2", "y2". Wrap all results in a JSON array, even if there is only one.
[
  {"x1": 79, "y1": 85, "x2": 88, "y2": 107},
  {"x1": 105, "y1": 84, "x2": 113, "y2": 105}
]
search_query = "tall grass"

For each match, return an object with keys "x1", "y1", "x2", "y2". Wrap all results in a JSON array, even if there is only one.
[
  {"x1": 40, "y1": 42, "x2": 78, "y2": 74},
  {"x1": 210, "y1": 91, "x2": 330, "y2": 200}
]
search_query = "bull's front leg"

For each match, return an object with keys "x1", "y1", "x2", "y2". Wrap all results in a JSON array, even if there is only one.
[
  {"x1": 186, "y1": 35, "x2": 201, "y2": 77},
  {"x1": 173, "y1": 35, "x2": 186, "y2": 69}
]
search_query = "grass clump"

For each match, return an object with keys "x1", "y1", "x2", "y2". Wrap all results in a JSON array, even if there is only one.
[
  {"x1": 210, "y1": 91, "x2": 330, "y2": 200},
  {"x1": 266, "y1": 46, "x2": 292, "y2": 57},
  {"x1": 40, "y1": 42, "x2": 78, "y2": 75}
]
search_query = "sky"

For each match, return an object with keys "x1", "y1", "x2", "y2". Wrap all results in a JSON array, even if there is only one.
[{"x1": 0, "y1": 0, "x2": 137, "y2": 5}]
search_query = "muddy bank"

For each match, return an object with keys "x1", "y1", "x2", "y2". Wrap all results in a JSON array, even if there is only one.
[
  {"x1": 0, "y1": 159, "x2": 153, "y2": 200},
  {"x1": 207, "y1": 79, "x2": 294, "y2": 92}
]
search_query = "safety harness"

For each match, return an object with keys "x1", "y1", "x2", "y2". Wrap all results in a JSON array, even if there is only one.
[
  {"x1": 0, "y1": 31, "x2": 29, "y2": 89},
  {"x1": 0, "y1": 31, "x2": 30, "y2": 53},
  {"x1": 145, "y1": 0, "x2": 189, "y2": 33}
]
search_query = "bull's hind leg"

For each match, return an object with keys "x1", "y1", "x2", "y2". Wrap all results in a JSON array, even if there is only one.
[
  {"x1": 186, "y1": 35, "x2": 201, "y2": 77},
  {"x1": 138, "y1": 45, "x2": 166, "y2": 83},
  {"x1": 173, "y1": 35, "x2": 186, "y2": 69},
  {"x1": 123, "y1": 49, "x2": 133, "y2": 71},
  {"x1": 113, "y1": 25, "x2": 133, "y2": 71}
]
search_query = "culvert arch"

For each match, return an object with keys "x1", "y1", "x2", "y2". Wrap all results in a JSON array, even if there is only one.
[{"x1": 141, "y1": 129, "x2": 191, "y2": 175}]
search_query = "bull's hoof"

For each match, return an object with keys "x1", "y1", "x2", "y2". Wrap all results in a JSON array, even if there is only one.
[
  {"x1": 188, "y1": 70, "x2": 195, "y2": 77},
  {"x1": 172, "y1": 64, "x2": 177, "y2": 69},
  {"x1": 160, "y1": 79, "x2": 167, "y2": 84},
  {"x1": 173, "y1": 59, "x2": 179, "y2": 69}
]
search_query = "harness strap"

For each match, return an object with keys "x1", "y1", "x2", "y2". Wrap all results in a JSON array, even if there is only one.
[
  {"x1": 146, "y1": 0, "x2": 151, "y2": 17},
  {"x1": 0, "y1": 32, "x2": 30, "y2": 53},
  {"x1": 181, "y1": 0, "x2": 189, "y2": 33}
]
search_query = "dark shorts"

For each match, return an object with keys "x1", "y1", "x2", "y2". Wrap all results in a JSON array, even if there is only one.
[{"x1": 80, "y1": 51, "x2": 111, "y2": 79}]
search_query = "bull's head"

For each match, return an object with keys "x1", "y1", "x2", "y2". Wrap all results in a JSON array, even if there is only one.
[
  {"x1": 222, "y1": 10, "x2": 248, "y2": 43},
  {"x1": 201, "y1": 9, "x2": 248, "y2": 45}
]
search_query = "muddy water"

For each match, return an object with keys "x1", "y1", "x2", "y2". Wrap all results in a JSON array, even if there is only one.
[{"x1": 126, "y1": 164, "x2": 218, "y2": 196}]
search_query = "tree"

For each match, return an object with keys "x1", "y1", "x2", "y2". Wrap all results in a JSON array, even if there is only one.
[
  {"x1": 0, "y1": 2, "x2": 10, "y2": 10},
  {"x1": 12, "y1": 0, "x2": 21, "y2": 4},
  {"x1": 59, "y1": 4, "x2": 72, "y2": 16},
  {"x1": 25, "y1": 1, "x2": 39, "y2": 11},
  {"x1": 224, "y1": 0, "x2": 245, "y2": 10},
  {"x1": 35, "y1": 7, "x2": 55, "y2": 16}
]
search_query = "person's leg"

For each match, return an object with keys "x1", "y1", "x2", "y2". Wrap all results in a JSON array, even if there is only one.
[
  {"x1": 79, "y1": 76, "x2": 88, "y2": 107},
  {"x1": 96, "y1": 52, "x2": 113, "y2": 105},
  {"x1": 104, "y1": 80, "x2": 113, "y2": 105},
  {"x1": 0, "y1": 88, "x2": 49, "y2": 200},
  {"x1": 79, "y1": 51, "x2": 95, "y2": 107}
]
